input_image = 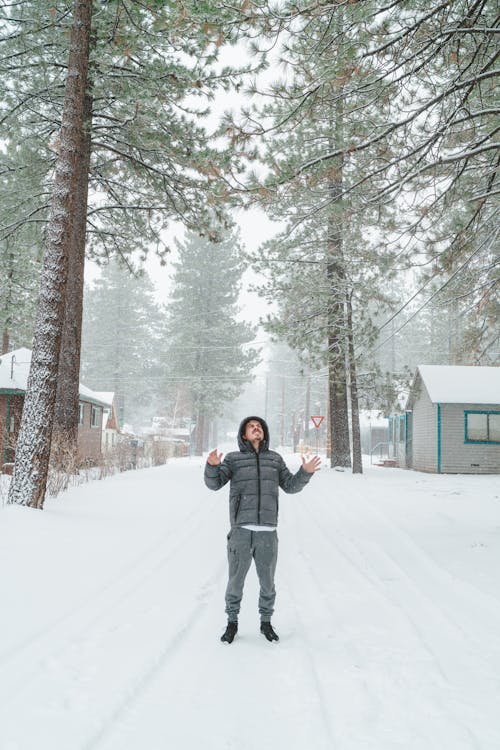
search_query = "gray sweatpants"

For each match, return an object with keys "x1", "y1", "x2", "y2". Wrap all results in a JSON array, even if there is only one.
[{"x1": 225, "y1": 527, "x2": 278, "y2": 622}]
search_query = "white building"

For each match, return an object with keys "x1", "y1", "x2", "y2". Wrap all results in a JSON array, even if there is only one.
[{"x1": 404, "y1": 365, "x2": 500, "y2": 474}]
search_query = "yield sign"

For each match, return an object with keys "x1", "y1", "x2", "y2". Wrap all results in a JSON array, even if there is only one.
[{"x1": 310, "y1": 415, "x2": 324, "y2": 428}]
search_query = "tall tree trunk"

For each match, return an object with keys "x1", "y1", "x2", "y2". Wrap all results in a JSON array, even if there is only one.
[
  {"x1": 1, "y1": 242, "x2": 14, "y2": 353},
  {"x1": 53, "y1": 82, "x2": 93, "y2": 464},
  {"x1": 8, "y1": 0, "x2": 93, "y2": 509},
  {"x1": 326, "y1": 172, "x2": 350, "y2": 465},
  {"x1": 304, "y1": 372, "x2": 311, "y2": 445},
  {"x1": 203, "y1": 416, "x2": 210, "y2": 453},
  {"x1": 195, "y1": 410, "x2": 205, "y2": 456},
  {"x1": 325, "y1": 10, "x2": 350, "y2": 469},
  {"x1": 346, "y1": 290, "x2": 362, "y2": 474},
  {"x1": 1, "y1": 328, "x2": 9, "y2": 355}
]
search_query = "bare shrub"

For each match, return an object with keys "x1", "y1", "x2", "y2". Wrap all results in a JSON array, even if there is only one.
[
  {"x1": 8, "y1": 431, "x2": 173, "y2": 500},
  {"x1": 47, "y1": 431, "x2": 81, "y2": 497},
  {"x1": 150, "y1": 439, "x2": 173, "y2": 466}
]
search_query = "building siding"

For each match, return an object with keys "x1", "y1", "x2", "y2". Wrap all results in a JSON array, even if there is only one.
[
  {"x1": 1, "y1": 395, "x2": 103, "y2": 469},
  {"x1": 77, "y1": 402, "x2": 103, "y2": 464},
  {"x1": 411, "y1": 382, "x2": 438, "y2": 473},
  {"x1": 0, "y1": 394, "x2": 24, "y2": 466},
  {"x1": 440, "y1": 403, "x2": 500, "y2": 474}
]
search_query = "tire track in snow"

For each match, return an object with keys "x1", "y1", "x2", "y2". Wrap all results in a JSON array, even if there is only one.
[
  {"x1": 279, "y1": 564, "x2": 340, "y2": 749},
  {"x1": 295, "y1": 484, "x2": 489, "y2": 749},
  {"x1": 313, "y1": 483, "x2": 499, "y2": 671},
  {"x1": 0, "y1": 490, "x2": 220, "y2": 705},
  {"x1": 78, "y1": 560, "x2": 227, "y2": 750},
  {"x1": 281, "y1": 505, "x2": 383, "y2": 748}
]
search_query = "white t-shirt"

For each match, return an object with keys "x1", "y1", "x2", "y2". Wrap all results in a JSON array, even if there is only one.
[{"x1": 241, "y1": 524, "x2": 277, "y2": 532}]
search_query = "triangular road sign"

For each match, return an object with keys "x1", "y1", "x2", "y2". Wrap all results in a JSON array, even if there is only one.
[{"x1": 310, "y1": 415, "x2": 324, "y2": 428}]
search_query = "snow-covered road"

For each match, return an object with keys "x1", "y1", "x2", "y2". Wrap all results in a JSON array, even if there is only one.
[{"x1": 0, "y1": 456, "x2": 499, "y2": 750}]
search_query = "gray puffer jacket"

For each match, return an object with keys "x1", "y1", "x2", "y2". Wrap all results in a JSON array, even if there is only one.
[{"x1": 204, "y1": 416, "x2": 312, "y2": 528}]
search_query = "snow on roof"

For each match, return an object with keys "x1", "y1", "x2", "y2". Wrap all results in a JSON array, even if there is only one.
[
  {"x1": 0, "y1": 347, "x2": 33, "y2": 391},
  {"x1": 92, "y1": 391, "x2": 115, "y2": 407},
  {"x1": 413, "y1": 365, "x2": 500, "y2": 405},
  {"x1": 0, "y1": 348, "x2": 109, "y2": 407},
  {"x1": 78, "y1": 384, "x2": 110, "y2": 407}
]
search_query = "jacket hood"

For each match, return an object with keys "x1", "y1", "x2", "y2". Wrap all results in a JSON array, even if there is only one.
[{"x1": 237, "y1": 415, "x2": 270, "y2": 452}]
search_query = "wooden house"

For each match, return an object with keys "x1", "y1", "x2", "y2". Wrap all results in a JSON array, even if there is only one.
[
  {"x1": 404, "y1": 365, "x2": 500, "y2": 474},
  {"x1": 93, "y1": 391, "x2": 120, "y2": 453},
  {"x1": 0, "y1": 347, "x2": 109, "y2": 470}
]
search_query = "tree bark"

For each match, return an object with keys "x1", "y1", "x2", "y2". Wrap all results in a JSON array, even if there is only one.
[
  {"x1": 346, "y1": 290, "x2": 362, "y2": 474},
  {"x1": 326, "y1": 172, "x2": 351, "y2": 465},
  {"x1": 325, "y1": 10, "x2": 351, "y2": 469},
  {"x1": 194, "y1": 410, "x2": 205, "y2": 456},
  {"x1": 53, "y1": 81, "x2": 93, "y2": 464},
  {"x1": 1, "y1": 328, "x2": 9, "y2": 355},
  {"x1": 8, "y1": 0, "x2": 93, "y2": 508},
  {"x1": 304, "y1": 372, "x2": 311, "y2": 446}
]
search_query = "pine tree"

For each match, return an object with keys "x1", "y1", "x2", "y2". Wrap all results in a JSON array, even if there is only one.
[
  {"x1": 0, "y1": 236, "x2": 40, "y2": 351},
  {"x1": 239, "y1": 0, "x2": 498, "y2": 454},
  {"x1": 245, "y1": 2, "x2": 395, "y2": 469},
  {"x1": 8, "y1": 0, "x2": 93, "y2": 508},
  {"x1": 80, "y1": 260, "x2": 164, "y2": 428},
  {"x1": 1, "y1": 0, "x2": 263, "y2": 490},
  {"x1": 164, "y1": 229, "x2": 258, "y2": 455},
  {"x1": 2, "y1": 0, "x2": 262, "y2": 505}
]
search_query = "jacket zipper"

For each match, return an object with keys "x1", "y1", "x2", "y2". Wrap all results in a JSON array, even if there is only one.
[{"x1": 256, "y1": 451, "x2": 261, "y2": 524}]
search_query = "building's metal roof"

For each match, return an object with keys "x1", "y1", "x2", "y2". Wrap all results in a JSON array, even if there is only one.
[
  {"x1": 407, "y1": 365, "x2": 500, "y2": 408},
  {"x1": 0, "y1": 348, "x2": 109, "y2": 407}
]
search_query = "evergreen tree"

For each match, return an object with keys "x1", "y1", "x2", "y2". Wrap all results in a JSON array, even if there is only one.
[
  {"x1": 2, "y1": 0, "x2": 262, "y2": 506},
  {"x1": 164, "y1": 229, "x2": 258, "y2": 455},
  {"x1": 245, "y1": 2, "x2": 395, "y2": 469},
  {"x1": 8, "y1": 0, "x2": 93, "y2": 508},
  {"x1": 0, "y1": 236, "x2": 40, "y2": 351},
  {"x1": 238, "y1": 0, "x2": 498, "y2": 447},
  {"x1": 81, "y1": 259, "x2": 164, "y2": 427}
]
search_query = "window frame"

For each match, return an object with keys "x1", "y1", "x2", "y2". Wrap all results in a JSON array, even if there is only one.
[
  {"x1": 90, "y1": 405, "x2": 101, "y2": 429},
  {"x1": 464, "y1": 410, "x2": 500, "y2": 445}
]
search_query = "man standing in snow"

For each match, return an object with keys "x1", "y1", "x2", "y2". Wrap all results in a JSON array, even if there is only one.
[{"x1": 204, "y1": 416, "x2": 321, "y2": 644}]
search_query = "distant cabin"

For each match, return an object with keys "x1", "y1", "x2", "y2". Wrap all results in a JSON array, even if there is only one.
[
  {"x1": 404, "y1": 365, "x2": 500, "y2": 474},
  {"x1": 92, "y1": 391, "x2": 120, "y2": 453},
  {"x1": 0, "y1": 347, "x2": 109, "y2": 470}
]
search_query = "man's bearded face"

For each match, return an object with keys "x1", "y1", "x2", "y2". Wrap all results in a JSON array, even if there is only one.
[{"x1": 244, "y1": 420, "x2": 264, "y2": 442}]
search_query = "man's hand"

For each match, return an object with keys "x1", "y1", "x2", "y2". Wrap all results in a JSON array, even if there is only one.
[
  {"x1": 301, "y1": 454, "x2": 321, "y2": 473},
  {"x1": 207, "y1": 448, "x2": 223, "y2": 466}
]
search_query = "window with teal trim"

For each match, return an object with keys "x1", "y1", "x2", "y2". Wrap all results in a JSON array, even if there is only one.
[{"x1": 465, "y1": 411, "x2": 500, "y2": 443}]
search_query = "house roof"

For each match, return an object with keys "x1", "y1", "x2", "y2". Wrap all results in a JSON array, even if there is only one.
[
  {"x1": 92, "y1": 391, "x2": 115, "y2": 407},
  {"x1": 0, "y1": 348, "x2": 109, "y2": 407},
  {"x1": 0, "y1": 347, "x2": 31, "y2": 392},
  {"x1": 408, "y1": 365, "x2": 500, "y2": 407}
]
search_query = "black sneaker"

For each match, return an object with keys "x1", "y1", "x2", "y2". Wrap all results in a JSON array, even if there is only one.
[
  {"x1": 260, "y1": 622, "x2": 279, "y2": 642},
  {"x1": 221, "y1": 621, "x2": 238, "y2": 644}
]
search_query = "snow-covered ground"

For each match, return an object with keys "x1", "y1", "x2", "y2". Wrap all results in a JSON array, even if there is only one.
[{"x1": 0, "y1": 454, "x2": 499, "y2": 750}]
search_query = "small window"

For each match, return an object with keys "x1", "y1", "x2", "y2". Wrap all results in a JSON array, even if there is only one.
[
  {"x1": 490, "y1": 414, "x2": 500, "y2": 441},
  {"x1": 9, "y1": 415, "x2": 14, "y2": 433},
  {"x1": 465, "y1": 411, "x2": 500, "y2": 443},
  {"x1": 79, "y1": 403, "x2": 85, "y2": 425},
  {"x1": 91, "y1": 406, "x2": 101, "y2": 428},
  {"x1": 467, "y1": 413, "x2": 487, "y2": 441}
]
